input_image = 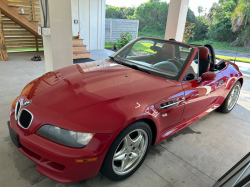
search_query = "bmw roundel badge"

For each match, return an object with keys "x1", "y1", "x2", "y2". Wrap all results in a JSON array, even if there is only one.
[{"x1": 23, "y1": 100, "x2": 32, "y2": 106}]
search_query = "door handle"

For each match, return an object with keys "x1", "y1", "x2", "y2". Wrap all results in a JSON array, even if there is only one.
[{"x1": 160, "y1": 98, "x2": 185, "y2": 109}]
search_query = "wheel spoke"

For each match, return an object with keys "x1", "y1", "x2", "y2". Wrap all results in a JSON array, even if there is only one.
[
  {"x1": 121, "y1": 156, "x2": 130, "y2": 171},
  {"x1": 124, "y1": 135, "x2": 134, "y2": 148},
  {"x1": 133, "y1": 133, "x2": 143, "y2": 148},
  {"x1": 131, "y1": 152, "x2": 139, "y2": 159},
  {"x1": 125, "y1": 153, "x2": 139, "y2": 169},
  {"x1": 114, "y1": 153, "x2": 126, "y2": 161}
]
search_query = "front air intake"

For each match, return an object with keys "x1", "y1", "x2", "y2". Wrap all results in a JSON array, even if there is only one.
[{"x1": 18, "y1": 109, "x2": 33, "y2": 129}]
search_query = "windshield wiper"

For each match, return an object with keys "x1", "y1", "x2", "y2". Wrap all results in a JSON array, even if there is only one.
[
  {"x1": 109, "y1": 56, "x2": 151, "y2": 74},
  {"x1": 109, "y1": 56, "x2": 123, "y2": 65},
  {"x1": 129, "y1": 64, "x2": 151, "y2": 74}
]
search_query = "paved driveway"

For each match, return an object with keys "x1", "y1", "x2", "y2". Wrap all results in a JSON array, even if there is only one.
[{"x1": 0, "y1": 51, "x2": 250, "y2": 187}]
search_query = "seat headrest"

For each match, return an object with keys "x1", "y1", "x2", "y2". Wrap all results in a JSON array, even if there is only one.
[
  {"x1": 162, "y1": 43, "x2": 175, "y2": 58},
  {"x1": 198, "y1": 46, "x2": 209, "y2": 61}
]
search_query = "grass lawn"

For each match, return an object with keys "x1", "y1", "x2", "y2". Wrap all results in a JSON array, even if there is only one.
[
  {"x1": 189, "y1": 40, "x2": 249, "y2": 53},
  {"x1": 138, "y1": 31, "x2": 165, "y2": 39},
  {"x1": 216, "y1": 55, "x2": 250, "y2": 63},
  {"x1": 105, "y1": 42, "x2": 114, "y2": 49},
  {"x1": 7, "y1": 48, "x2": 44, "y2": 52}
]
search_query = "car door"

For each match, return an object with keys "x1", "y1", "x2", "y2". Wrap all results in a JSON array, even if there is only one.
[
  {"x1": 153, "y1": 83, "x2": 185, "y2": 135},
  {"x1": 180, "y1": 61, "x2": 227, "y2": 122}
]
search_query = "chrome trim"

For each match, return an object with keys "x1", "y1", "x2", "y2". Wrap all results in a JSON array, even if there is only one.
[
  {"x1": 14, "y1": 101, "x2": 21, "y2": 120},
  {"x1": 160, "y1": 98, "x2": 185, "y2": 109},
  {"x1": 161, "y1": 101, "x2": 180, "y2": 109},
  {"x1": 18, "y1": 109, "x2": 34, "y2": 130}
]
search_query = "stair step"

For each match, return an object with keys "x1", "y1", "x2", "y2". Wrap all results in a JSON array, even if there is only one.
[
  {"x1": 29, "y1": 20, "x2": 39, "y2": 22},
  {"x1": 8, "y1": 5, "x2": 19, "y2": 7},
  {"x1": 73, "y1": 51, "x2": 91, "y2": 59},
  {"x1": 19, "y1": 13, "x2": 30, "y2": 15},
  {"x1": 72, "y1": 39, "x2": 84, "y2": 45},
  {"x1": 1, "y1": 0, "x2": 41, "y2": 38},
  {"x1": 73, "y1": 51, "x2": 90, "y2": 53},
  {"x1": 73, "y1": 44, "x2": 87, "y2": 47},
  {"x1": 73, "y1": 44, "x2": 87, "y2": 52}
]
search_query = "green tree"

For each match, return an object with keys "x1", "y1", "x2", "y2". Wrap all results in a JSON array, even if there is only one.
[
  {"x1": 106, "y1": 6, "x2": 123, "y2": 19},
  {"x1": 124, "y1": 7, "x2": 136, "y2": 19},
  {"x1": 106, "y1": 6, "x2": 135, "y2": 19},
  {"x1": 207, "y1": 0, "x2": 237, "y2": 41},
  {"x1": 231, "y1": 0, "x2": 250, "y2": 49},
  {"x1": 187, "y1": 8, "x2": 196, "y2": 23},
  {"x1": 192, "y1": 16, "x2": 209, "y2": 41},
  {"x1": 198, "y1": 5, "x2": 204, "y2": 16},
  {"x1": 133, "y1": 1, "x2": 169, "y2": 31}
]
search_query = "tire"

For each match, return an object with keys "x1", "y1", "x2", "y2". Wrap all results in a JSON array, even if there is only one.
[
  {"x1": 218, "y1": 81, "x2": 241, "y2": 113},
  {"x1": 101, "y1": 121, "x2": 152, "y2": 181}
]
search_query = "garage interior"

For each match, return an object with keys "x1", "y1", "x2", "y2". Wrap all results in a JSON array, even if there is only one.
[{"x1": 0, "y1": 0, "x2": 250, "y2": 187}]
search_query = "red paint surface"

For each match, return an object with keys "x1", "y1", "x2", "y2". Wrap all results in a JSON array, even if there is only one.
[{"x1": 9, "y1": 55, "x2": 243, "y2": 183}]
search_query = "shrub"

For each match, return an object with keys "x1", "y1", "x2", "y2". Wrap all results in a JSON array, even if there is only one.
[
  {"x1": 183, "y1": 22, "x2": 195, "y2": 43},
  {"x1": 116, "y1": 32, "x2": 133, "y2": 49}
]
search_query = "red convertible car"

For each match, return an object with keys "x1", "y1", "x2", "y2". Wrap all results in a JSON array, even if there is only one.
[{"x1": 8, "y1": 38, "x2": 243, "y2": 183}]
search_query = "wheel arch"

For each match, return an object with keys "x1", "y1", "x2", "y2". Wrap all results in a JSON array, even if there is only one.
[
  {"x1": 238, "y1": 77, "x2": 244, "y2": 87},
  {"x1": 136, "y1": 118, "x2": 157, "y2": 145}
]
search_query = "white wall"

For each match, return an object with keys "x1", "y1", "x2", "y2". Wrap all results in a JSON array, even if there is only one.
[
  {"x1": 71, "y1": 0, "x2": 106, "y2": 50},
  {"x1": 42, "y1": 0, "x2": 73, "y2": 72}
]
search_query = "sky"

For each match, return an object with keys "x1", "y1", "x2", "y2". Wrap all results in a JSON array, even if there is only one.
[{"x1": 106, "y1": 0, "x2": 219, "y2": 16}]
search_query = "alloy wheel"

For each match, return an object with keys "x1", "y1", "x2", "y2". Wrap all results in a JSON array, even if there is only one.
[
  {"x1": 112, "y1": 129, "x2": 148, "y2": 175},
  {"x1": 227, "y1": 85, "x2": 240, "y2": 111}
]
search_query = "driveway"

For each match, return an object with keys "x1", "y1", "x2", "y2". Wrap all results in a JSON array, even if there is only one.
[{"x1": 0, "y1": 51, "x2": 250, "y2": 187}]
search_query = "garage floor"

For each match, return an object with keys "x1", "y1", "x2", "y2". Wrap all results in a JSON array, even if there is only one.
[{"x1": 0, "y1": 51, "x2": 250, "y2": 187}]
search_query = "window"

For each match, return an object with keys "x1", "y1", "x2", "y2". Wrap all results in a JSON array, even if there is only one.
[
  {"x1": 115, "y1": 38, "x2": 195, "y2": 79},
  {"x1": 127, "y1": 40, "x2": 157, "y2": 57},
  {"x1": 184, "y1": 52, "x2": 199, "y2": 81}
]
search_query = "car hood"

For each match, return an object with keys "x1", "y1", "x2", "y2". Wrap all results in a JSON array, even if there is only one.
[{"x1": 18, "y1": 60, "x2": 174, "y2": 133}]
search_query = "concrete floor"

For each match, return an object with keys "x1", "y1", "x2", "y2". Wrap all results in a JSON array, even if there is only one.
[{"x1": 0, "y1": 51, "x2": 250, "y2": 187}]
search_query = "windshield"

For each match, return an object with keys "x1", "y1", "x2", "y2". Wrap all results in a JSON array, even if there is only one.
[{"x1": 113, "y1": 38, "x2": 195, "y2": 80}]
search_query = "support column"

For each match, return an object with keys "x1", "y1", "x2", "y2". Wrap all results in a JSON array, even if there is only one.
[
  {"x1": 164, "y1": 0, "x2": 189, "y2": 42},
  {"x1": 40, "y1": 0, "x2": 73, "y2": 72},
  {"x1": 35, "y1": 37, "x2": 38, "y2": 51},
  {"x1": 31, "y1": 0, "x2": 35, "y2": 21},
  {"x1": 0, "y1": 10, "x2": 8, "y2": 61}
]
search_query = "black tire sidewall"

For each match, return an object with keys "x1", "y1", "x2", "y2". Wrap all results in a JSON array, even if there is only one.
[{"x1": 101, "y1": 121, "x2": 152, "y2": 181}]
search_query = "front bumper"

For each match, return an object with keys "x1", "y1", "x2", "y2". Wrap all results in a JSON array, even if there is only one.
[{"x1": 9, "y1": 114, "x2": 113, "y2": 183}]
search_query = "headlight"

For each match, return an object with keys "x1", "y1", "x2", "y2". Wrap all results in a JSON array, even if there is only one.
[{"x1": 36, "y1": 125, "x2": 94, "y2": 148}]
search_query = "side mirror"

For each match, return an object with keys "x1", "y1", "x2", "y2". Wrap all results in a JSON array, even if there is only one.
[
  {"x1": 201, "y1": 72, "x2": 217, "y2": 81},
  {"x1": 199, "y1": 72, "x2": 217, "y2": 86}
]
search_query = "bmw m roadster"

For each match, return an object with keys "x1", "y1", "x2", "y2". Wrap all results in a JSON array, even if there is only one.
[{"x1": 8, "y1": 38, "x2": 243, "y2": 183}]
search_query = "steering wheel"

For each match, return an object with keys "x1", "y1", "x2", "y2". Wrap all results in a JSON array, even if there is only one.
[
  {"x1": 168, "y1": 59, "x2": 182, "y2": 70},
  {"x1": 153, "y1": 60, "x2": 179, "y2": 74}
]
